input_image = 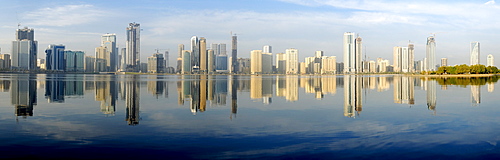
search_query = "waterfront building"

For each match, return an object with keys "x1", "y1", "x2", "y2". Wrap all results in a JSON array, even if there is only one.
[
  {"x1": 343, "y1": 32, "x2": 362, "y2": 73},
  {"x1": 199, "y1": 37, "x2": 207, "y2": 73},
  {"x1": 12, "y1": 27, "x2": 37, "y2": 70},
  {"x1": 147, "y1": 53, "x2": 164, "y2": 73},
  {"x1": 285, "y1": 48, "x2": 298, "y2": 74},
  {"x1": 321, "y1": 56, "x2": 336, "y2": 74},
  {"x1": 85, "y1": 56, "x2": 95, "y2": 72},
  {"x1": 426, "y1": 36, "x2": 436, "y2": 71},
  {"x1": 0, "y1": 54, "x2": 11, "y2": 69},
  {"x1": 102, "y1": 33, "x2": 117, "y2": 71},
  {"x1": 45, "y1": 44, "x2": 65, "y2": 71},
  {"x1": 276, "y1": 53, "x2": 286, "y2": 74},
  {"x1": 182, "y1": 50, "x2": 191, "y2": 74},
  {"x1": 470, "y1": 41, "x2": 480, "y2": 65},
  {"x1": 124, "y1": 23, "x2": 140, "y2": 72},
  {"x1": 231, "y1": 35, "x2": 238, "y2": 73},
  {"x1": 441, "y1": 58, "x2": 448, "y2": 67},
  {"x1": 487, "y1": 54, "x2": 494, "y2": 67},
  {"x1": 64, "y1": 50, "x2": 84, "y2": 72},
  {"x1": 191, "y1": 36, "x2": 199, "y2": 72}
]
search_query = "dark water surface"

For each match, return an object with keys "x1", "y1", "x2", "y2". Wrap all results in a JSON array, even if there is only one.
[{"x1": 1, "y1": 74, "x2": 499, "y2": 159}]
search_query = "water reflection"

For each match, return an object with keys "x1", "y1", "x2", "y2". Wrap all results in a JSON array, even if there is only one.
[{"x1": 2, "y1": 74, "x2": 500, "y2": 123}]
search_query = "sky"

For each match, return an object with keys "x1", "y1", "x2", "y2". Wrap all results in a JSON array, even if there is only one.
[{"x1": 1, "y1": 0, "x2": 500, "y2": 66}]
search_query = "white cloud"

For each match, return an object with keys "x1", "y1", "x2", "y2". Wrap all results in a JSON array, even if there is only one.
[{"x1": 24, "y1": 4, "x2": 108, "y2": 27}]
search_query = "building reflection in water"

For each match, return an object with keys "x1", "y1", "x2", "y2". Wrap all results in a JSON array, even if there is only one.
[
  {"x1": 302, "y1": 76, "x2": 337, "y2": 100},
  {"x1": 95, "y1": 75, "x2": 117, "y2": 115},
  {"x1": 425, "y1": 78, "x2": 437, "y2": 112},
  {"x1": 45, "y1": 74, "x2": 65, "y2": 103},
  {"x1": 230, "y1": 75, "x2": 238, "y2": 120},
  {"x1": 471, "y1": 85, "x2": 480, "y2": 106},
  {"x1": 393, "y1": 76, "x2": 415, "y2": 106},
  {"x1": 213, "y1": 76, "x2": 227, "y2": 106},
  {"x1": 344, "y1": 75, "x2": 362, "y2": 118},
  {"x1": 12, "y1": 74, "x2": 37, "y2": 117},
  {"x1": 250, "y1": 76, "x2": 273, "y2": 104},
  {"x1": 125, "y1": 75, "x2": 140, "y2": 125}
]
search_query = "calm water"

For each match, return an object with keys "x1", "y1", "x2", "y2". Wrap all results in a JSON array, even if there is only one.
[{"x1": 1, "y1": 74, "x2": 499, "y2": 159}]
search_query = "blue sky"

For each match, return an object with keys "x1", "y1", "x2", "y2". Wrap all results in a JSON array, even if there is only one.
[{"x1": 1, "y1": 0, "x2": 499, "y2": 66}]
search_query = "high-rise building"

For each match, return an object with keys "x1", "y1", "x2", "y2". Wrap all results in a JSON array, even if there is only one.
[
  {"x1": 190, "y1": 36, "x2": 199, "y2": 72},
  {"x1": 321, "y1": 56, "x2": 336, "y2": 74},
  {"x1": 315, "y1": 51, "x2": 324, "y2": 58},
  {"x1": 343, "y1": 32, "x2": 362, "y2": 73},
  {"x1": 231, "y1": 35, "x2": 238, "y2": 73},
  {"x1": 64, "y1": 50, "x2": 84, "y2": 72},
  {"x1": 199, "y1": 37, "x2": 207, "y2": 73},
  {"x1": 102, "y1": 33, "x2": 117, "y2": 71},
  {"x1": 441, "y1": 58, "x2": 448, "y2": 67},
  {"x1": 285, "y1": 48, "x2": 299, "y2": 74},
  {"x1": 276, "y1": 53, "x2": 286, "y2": 74},
  {"x1": 207, "y1": 49, "x2": 215, "y2": 73},
  {"x1": 45, "y1": 44, "x2": 65, "y2": 71},
  {"x1": 393, "y1": 44, "x2": 413, "y2": 73},
  {"x1": 487, "y1": 54, "x2": 494, "y2": 67},
  {"x1": 177, "y1": 44, "x2": 184, "y2": 73},
  {"x1": 147, "y1": 53, "x2": 164, "y2": 73},
  {"x1": 12, "y1": 27, "x2": 37, "y2": 70},
  {"x1": 124, "y1": 23, "x2": 140, "y2": 72},
  {"x1": 182, "y1": 50, "x2": 191, "y2": 74},
  {"x1": 250, "y1": 50, "x2": 262, "y2": 74},
  {"x1": 262, "y1": 52, "x2": 272, "y2": 74},
  {"x1": 0, "y1": 54, "x2": 11, "y2": 69},
  {"x1": 470, "y1": 41, "x2": 480, "y2": 65},
  {"x1": 85, "y1": 56, "x2": 95, "y2": 72},
  {"x1": 263, "y1": 45, "x2": 272, "y2": 54},
  {"x1": 426, "y1": 36, "x2": 436, "y2": 71},
  {"x1": 95, "y1": 46, "x2": 108, "y2": 72}
]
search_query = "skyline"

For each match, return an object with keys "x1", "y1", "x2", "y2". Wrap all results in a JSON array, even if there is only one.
[{"x1": 1, "y1": 0, "x2": 500, "y2": 66}]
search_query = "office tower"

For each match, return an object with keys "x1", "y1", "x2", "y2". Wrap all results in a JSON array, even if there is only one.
[
  {"x1": 102, "y1": 33, "x2": 117, "y2": 71},
  {"x1": 182, "y1": 50, "x2": 191, "y2": 74},
  {"x1": 426, "y1": 36, "x2": 436, "y2": 71},
  {"x1": 250, "y1": 50, "x2": 262, "y2": 74},
  {"x1": 408, "y1": 43, "x2": 415, "y2": 72},
  {"x1": 470, "y1": 41, "x2": 480, "y2": 65},
  {"x1": 343, "y1": 32, "x2": 362, "y2": 73},
  {"x1": 315, "y1": 51, "x2": 324, "y2": 58},
  {"x1": 164, "y1": 51, "x2": 169, "y2": 69},
  {"x1": 285, "y1": 48, "x2": 299, "y2": 74},
  {"x1": 215, "y1": 55, "x2": 228, "y2": 73},
  {"x1": 263, "y1": 45, "x2": 272, "y2": 54},
  {"x1": 199, "y1": 37, "x2": 207, "y2": 73},
  {"x1": 300, "y1": 62, "x2": 307, "y2": 74},
  {"x1": 0, "y1": 54, "x2": 11, "y2": 69},
  {"x1": 393, "y1": 45, "x2": 413, "y2": 73},
  {"x1": 95, "y1": 46, "x2": 107, "y2": 72},
  {"x1": 85, "y1": 56, "x2": 95, "y2": 72},
  {"x1": 45, "y1": 44, "x2": 65, "y2": 71},
  {"x1": 275, "y1": 53, "x2": 286, "y2": 74},
  {"x1": 207, "y1": 49, "x2": 215, "y2": 73},
  {"x1": 12, "y1": 27, "x2": 38, "y2": 70},
  {"x1": 64, "y1": 50, "x2": 84, "y2": 72},
  {"x1": 124, "y1": 22, "x2": 140, "y2": 72},
  {"x1": 321, "y1": 56, "x2": 336, "y2": 74},
  {"x1": 441, "y1": 58, "x2": 448, "y2": 67},
  {"x1": 487, "y1": 54, "x2": 494, "y2": 67},
  {"x1": 119, "y1": 48, "x2": 125, "y2": 70},
  {"x1": 147, "y1": 53, "x2": 164, "y2": 73},
  {"x1": 231, "y1": 35, "x2": 238, "y2": 73},
  {"x1": 190, "y1": 36, "x2": 199, "y2": 72},
  {"x1": 177, "y1": 44, "x2": 184, "y2": 73},
  {"x1": 11, "y1": 75, "x2": 37, "y2": 117},
  {"x1": 262, "y1": 52, "x2": 272, "y2": 74}
]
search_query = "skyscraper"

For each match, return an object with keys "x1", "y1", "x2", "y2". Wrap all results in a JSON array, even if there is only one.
[
  {"x1": 199, "y1": 37, "x2": 207, "y2": 73},
  {"x1": 263, "y1": 45, "x2": 272, "y2": 54},
  {"x1": 426, "y1": 36, "x2": 436, "y2": 71},
  {"x1": 102, "y1": 33, "x2": 117, "y2": 71},
  {"x1": 441, "y1": 58, "x2": 448, "y2": 67},
  {"x1": 250, "y1": 50, "x2": 263, "y2": 74},
  {"x1": 147, "y1": 53, "x2": 164, "y2": 73},
  {"x1": 487, "y1": 54, "x2": 494, "y2": 67},
  {"x1": 231, "y1": 35, "x2": 238, "y2": 73},
  {"x1": 177, "y1": 44, "x2": 184, "y2": 73},
  {"x1": 182, "y1": 50, "x2": 191, "y2": 74},
  {"x1": 470, "y1": 41, "x2": 480, "y2": 65},
  {"x1": 64, "y1": 50, "x2": 84, "y2": 72},
  {"x1": 124, "y1": 23, "x2": 140, "y2": 72},
  {"x1": 393, "y1": 44, "x2": 413, "y2": 73},
  {"x1": 285, "y1": 48, "x2": 298, "y2": 74},
  {"x1": 12, "y1": 27, "x2": 37, "y2": 70},
  {"x1": 45, "y1": 44, "x2": 65, "y2": 71},
  {"x1": 190, "y1": 36, "x2": 199, "y2": 72},
  {"x1": 343, "y1": 32, "x2": 362, "y2": 73}
]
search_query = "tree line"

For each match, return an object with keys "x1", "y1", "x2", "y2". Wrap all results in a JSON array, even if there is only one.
[{"x1": 423, "y1": 64, "x2": 500, "y2": 75}]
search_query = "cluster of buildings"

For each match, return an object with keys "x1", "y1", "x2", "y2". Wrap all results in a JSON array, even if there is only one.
[{"x1": 0, "y1": 24, "x2": 496, "y2": 74}]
